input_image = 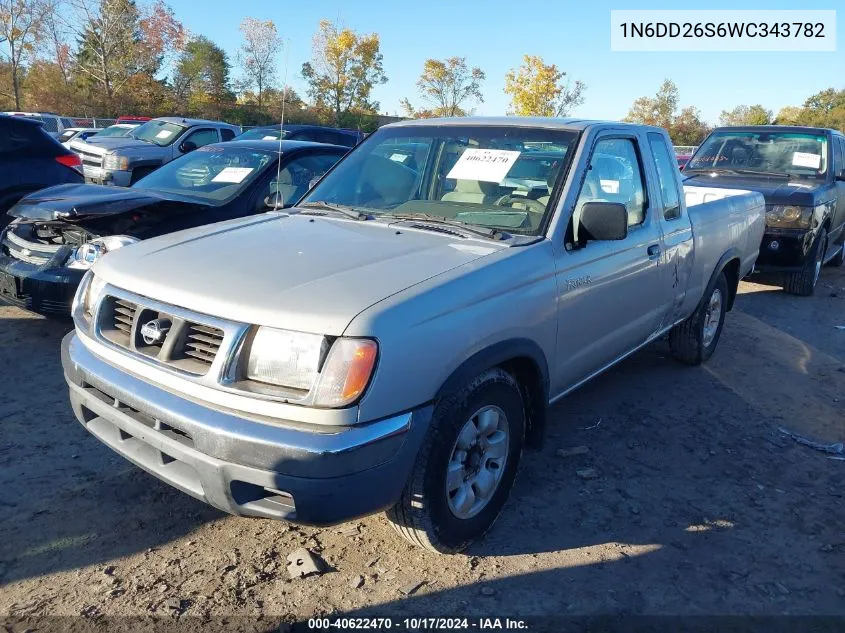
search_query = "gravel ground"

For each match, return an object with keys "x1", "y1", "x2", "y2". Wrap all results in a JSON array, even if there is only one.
[{"x1": 1, "y1": 267, "x2": 844, "y2": 631}]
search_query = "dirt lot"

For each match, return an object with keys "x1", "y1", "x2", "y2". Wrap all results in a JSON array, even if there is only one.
[{"x1": 1, "y1": 267, "x2": 844, "y2": 630}]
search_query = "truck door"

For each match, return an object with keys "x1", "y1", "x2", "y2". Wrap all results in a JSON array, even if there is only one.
[
  {"x1": 647, "y1": 132, "x2": 695, "y2": 330},
  {"x1": 552, "y1": 132, "x2": 666, "y2": 393}
]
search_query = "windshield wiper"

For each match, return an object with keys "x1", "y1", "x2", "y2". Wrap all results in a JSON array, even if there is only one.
[
  {"x1": 731, "y1": 168, "x2": 790, "y2": 178},
  {"x1": 297, "y1": 201, "x2": 369, "y2": 220},
  {"x1": 379, "y1": 212, "x2": 503, "y2": 240}
]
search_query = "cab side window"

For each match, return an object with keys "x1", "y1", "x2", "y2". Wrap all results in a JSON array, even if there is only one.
[
  {"x1": 834, "y1": 137, "x2": 844, "y2": 174},
  {"x1": 647, "y1": 132, "x2": 682, "y2": 220},
  {"x1": 183, "y1": 128, "x2": 219, "y2": 149},
  {"x1": 574, "y1": 138, "x2": 647, "y2": 231},
  {"x1": 220, "y1": 128, "x2": 236, "y2": 142}
]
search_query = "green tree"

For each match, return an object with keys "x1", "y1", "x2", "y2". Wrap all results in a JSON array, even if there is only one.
[
  {"x1": 301, "y1": 19, "x2": 386, "y2": 125},
  {"x1": 237, "y1": 17, "x2": 282, "y2": 111},
  {"x1": 624, "y1": 78, "x2": 678, "y2": 129},
  {"x1": 1, "y1": 0, "x2": 52, "y2": 108},
  {"x1": 71, "y1": 0, "x2": 182, "y2": 110},
  {"x1": 774, "y1": 105, "x2": 804, "y2": 125},
  {"x1": 173, "y1": 36, "x2": 234, "y2": 119},
  {"x1": 718, "y1": 104, "x2": 772, "y2": 126},
  {"x1": 800, "y1": 87, "x2": 845, "y2": 131},
  {"x1": 624, "y1": 79, "x2": 710, "y2": 145},
  {"x1": 503, "y1": 55, "x2": 584, "y2": 117},
  {"x1": 402, "y1": 56, "x2": 484, "y2": 118}
]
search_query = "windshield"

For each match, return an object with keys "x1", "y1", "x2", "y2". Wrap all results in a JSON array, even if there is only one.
[
  {"x1": 94, "y1": 125, "x2": 135, "y2": 138},
  {"x1": 686, "y1": 131, "x2": 828, "y2": 178},
  {"x1": 131, "y1": 145, "x2": 276, "y2": 204},
  {"x1": 302, "y1": 126, "x2": 577, "y2": 235},
  {"x1": 239, "y1": 127, "x2": 286, "y2": 141},
  {"x1": 131, "y1": 120, "x2": 187, "y2": 146}
]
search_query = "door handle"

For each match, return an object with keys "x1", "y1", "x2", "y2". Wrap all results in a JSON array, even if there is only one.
[{"x1": 647, "y1": 244, "x2": 661, "y2": 258}]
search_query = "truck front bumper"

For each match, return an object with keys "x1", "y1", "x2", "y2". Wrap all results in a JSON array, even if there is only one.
[
  {"x1": 0, "y1": 254, "x2": 82, "y2": 316},
  {"x1": 754, "y1": 228, "x2": 814, "y2": 273},
  {"x1": 84, "y1": 167, "x2": 132, "y2": 187},
  {"x1": 62, "y1": 332, "x2": 431, "y2": 525}
]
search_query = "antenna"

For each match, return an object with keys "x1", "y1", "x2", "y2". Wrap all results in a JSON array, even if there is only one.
[{"x1": 274, "y1": 38, "x2": 291, "y2": 209}]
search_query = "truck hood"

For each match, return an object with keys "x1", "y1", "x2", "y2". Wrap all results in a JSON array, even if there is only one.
[
  {"x1": 682, "y1": 173, "x2": 826, "y2": 206},
  {"x1": 95, "y1": 214, "x2": 506, "y2": 335},
  {"x1": 9, "y1": 184, "x2": 205, "y2": 221}
]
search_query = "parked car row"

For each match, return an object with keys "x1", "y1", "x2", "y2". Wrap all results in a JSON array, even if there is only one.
[{"x1": 3, "y1": 113, "x2": 843, "y2": 555}]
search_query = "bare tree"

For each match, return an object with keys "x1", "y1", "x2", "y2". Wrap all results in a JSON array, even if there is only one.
[
  {"x1": 1, "y1": 0, "x2": 52, "y2": 108},
  {"x1": 237, "y1": 17, "x2": 281, "y2": 110}
]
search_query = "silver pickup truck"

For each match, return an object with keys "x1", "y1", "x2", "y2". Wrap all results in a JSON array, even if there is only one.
[
  {"x1": 61, "y1": 118, "x2": 765, "y2": 553},
  {"x1": 69, "y1": 117, "x2": 241, "y2": 186}
]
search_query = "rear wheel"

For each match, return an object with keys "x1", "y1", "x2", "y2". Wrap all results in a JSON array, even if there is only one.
[
  {"x1": 669, "y1": 272, "x2": 728, "y2": 366},
  {"x1": 785, "y1": 228, "x2": 827, "y2": 296},
  {"x1": 386, "y1": 368, "x2": 524, "y2": 553}
]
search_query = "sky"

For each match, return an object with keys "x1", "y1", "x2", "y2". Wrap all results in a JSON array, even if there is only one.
[{"x1": 166, "y1": 0, "x2": 844, "y2": 125}]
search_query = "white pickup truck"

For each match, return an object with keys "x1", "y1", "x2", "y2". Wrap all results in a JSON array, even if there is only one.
[{"x1": 62, "y1": 118, "x2": 765, "y2": 553}]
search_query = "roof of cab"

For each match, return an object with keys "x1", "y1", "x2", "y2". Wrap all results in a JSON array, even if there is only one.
[
  {"x1": 208, "y1": 139, "x2": 348, "y2": 152},
  {"x1": 385, "y1": 116, "x2": 664, "y2": 133}
]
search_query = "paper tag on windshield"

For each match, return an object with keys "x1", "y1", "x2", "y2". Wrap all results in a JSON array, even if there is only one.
[
  {"x1": 446, "y1": 149, "x2": 521, "y2": 183},
  {"x1": 262, "y1": 135, "x2": 277, "y2": 140},
  {"x1": 212, "y1": 167, "x2": 254, "y2": 183},
  {"x1": 792, "y1": 152, "x2": 821, "y2": 169},
  {"x1": 155, "y1": 129, "x2": 174, "y2": 140},
  {"x1": 389, "y1": 153, "x2": 407, "y2": 162}
]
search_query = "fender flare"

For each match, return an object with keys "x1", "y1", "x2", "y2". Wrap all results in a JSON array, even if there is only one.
[
  {"x1": 436, "y1": 338, "x2": 551, "y2": 448},
  {"x1": 702, "y1": 247, "x2": 741, "y2": 312}
]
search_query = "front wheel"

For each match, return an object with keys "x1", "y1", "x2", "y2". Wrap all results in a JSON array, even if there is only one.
[
  {"x1": 386, "y1": 368, "x2": 524, "y2": 553},
  {"x1": 785, "y1": 228, "x2": 827, "y2": 296},
  {"x1": 669, "y1": 271, "x2": 728, "y2": 366}
]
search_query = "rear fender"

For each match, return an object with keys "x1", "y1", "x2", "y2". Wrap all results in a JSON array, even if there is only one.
[{"x1": 701, "y1": 248, "x2": 741, "y2": 312}]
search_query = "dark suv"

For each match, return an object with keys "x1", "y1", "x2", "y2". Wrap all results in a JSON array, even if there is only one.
[
  {"x1": 0, "y1": 115, "x2": 84, "y2": 229},
  {"x1": 238, "y1": 124, "x2": 365, "y2": 147},
  {"x1": 684, "y1": 126, "x2": 845, "y2": 295}
]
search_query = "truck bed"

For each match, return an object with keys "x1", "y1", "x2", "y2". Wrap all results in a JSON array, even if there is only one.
[{"x1": 682, "y1": 185, "x2": 766, "y2": 312}]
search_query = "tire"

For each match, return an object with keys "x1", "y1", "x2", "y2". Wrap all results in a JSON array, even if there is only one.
[
  {"x1": 785, "y1": 228, "x2": 827, "y2": 296},
  {"x1": 669, "y1": 271, "x2": 728, "y2": 366},
  {"x1": 386, "y1": 368, "x2": 525, "y2": 553}
]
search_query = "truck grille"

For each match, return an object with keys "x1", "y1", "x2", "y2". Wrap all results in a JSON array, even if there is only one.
[
  {"x1": 2, "y1": 224, "x2": 67, "y2": 265},
  {"x1": 185, "y1": 324, "x2": 224, "y2": 364},
  {"x1": 99, "y1": 294, "x2": 227, "y2": 374},
  {"x1": 79, "y1": 150, "x2": 103, "y2": 168}
]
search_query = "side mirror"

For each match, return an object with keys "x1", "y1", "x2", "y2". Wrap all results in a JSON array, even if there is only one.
[
  {"x1": 579, "y1": 202, "x2": 628, "y2": 241},
  {"x1": 179, "y1": 140, "x2": 198, "y2": 154}
]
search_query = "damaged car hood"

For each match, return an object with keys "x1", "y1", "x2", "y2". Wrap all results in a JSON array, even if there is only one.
[
  {"x1": 9, "y1": 184, "x2": 206, "y2": 221},
  {"x1": 95, "y1": 213, "x2": 507, "y2": 335}
]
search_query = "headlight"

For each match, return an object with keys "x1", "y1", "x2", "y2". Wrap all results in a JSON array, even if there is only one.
[
  {"x1": 243, "y1": 329, "x2": 378, "y2": 408},
  {"x1": 245, "y1": 328, "x2": 328, "y2": 391},
  {"x1": 765, "y1": 205, "x2": 814, "y2": 229},
  {"x1": 67, "y1": 235, "x2": 139, "y2": 270},
  {"x1": 102, "y1": 154, "x2": 128, "y2": 170},
  {"x1": 73, "y1": 271, "x2": 107, "y2": 322}
]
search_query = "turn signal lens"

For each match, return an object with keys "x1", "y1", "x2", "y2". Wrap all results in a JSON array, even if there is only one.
[{"x1": 312, "y1": 339, "x2": 378, "y2": 408}]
